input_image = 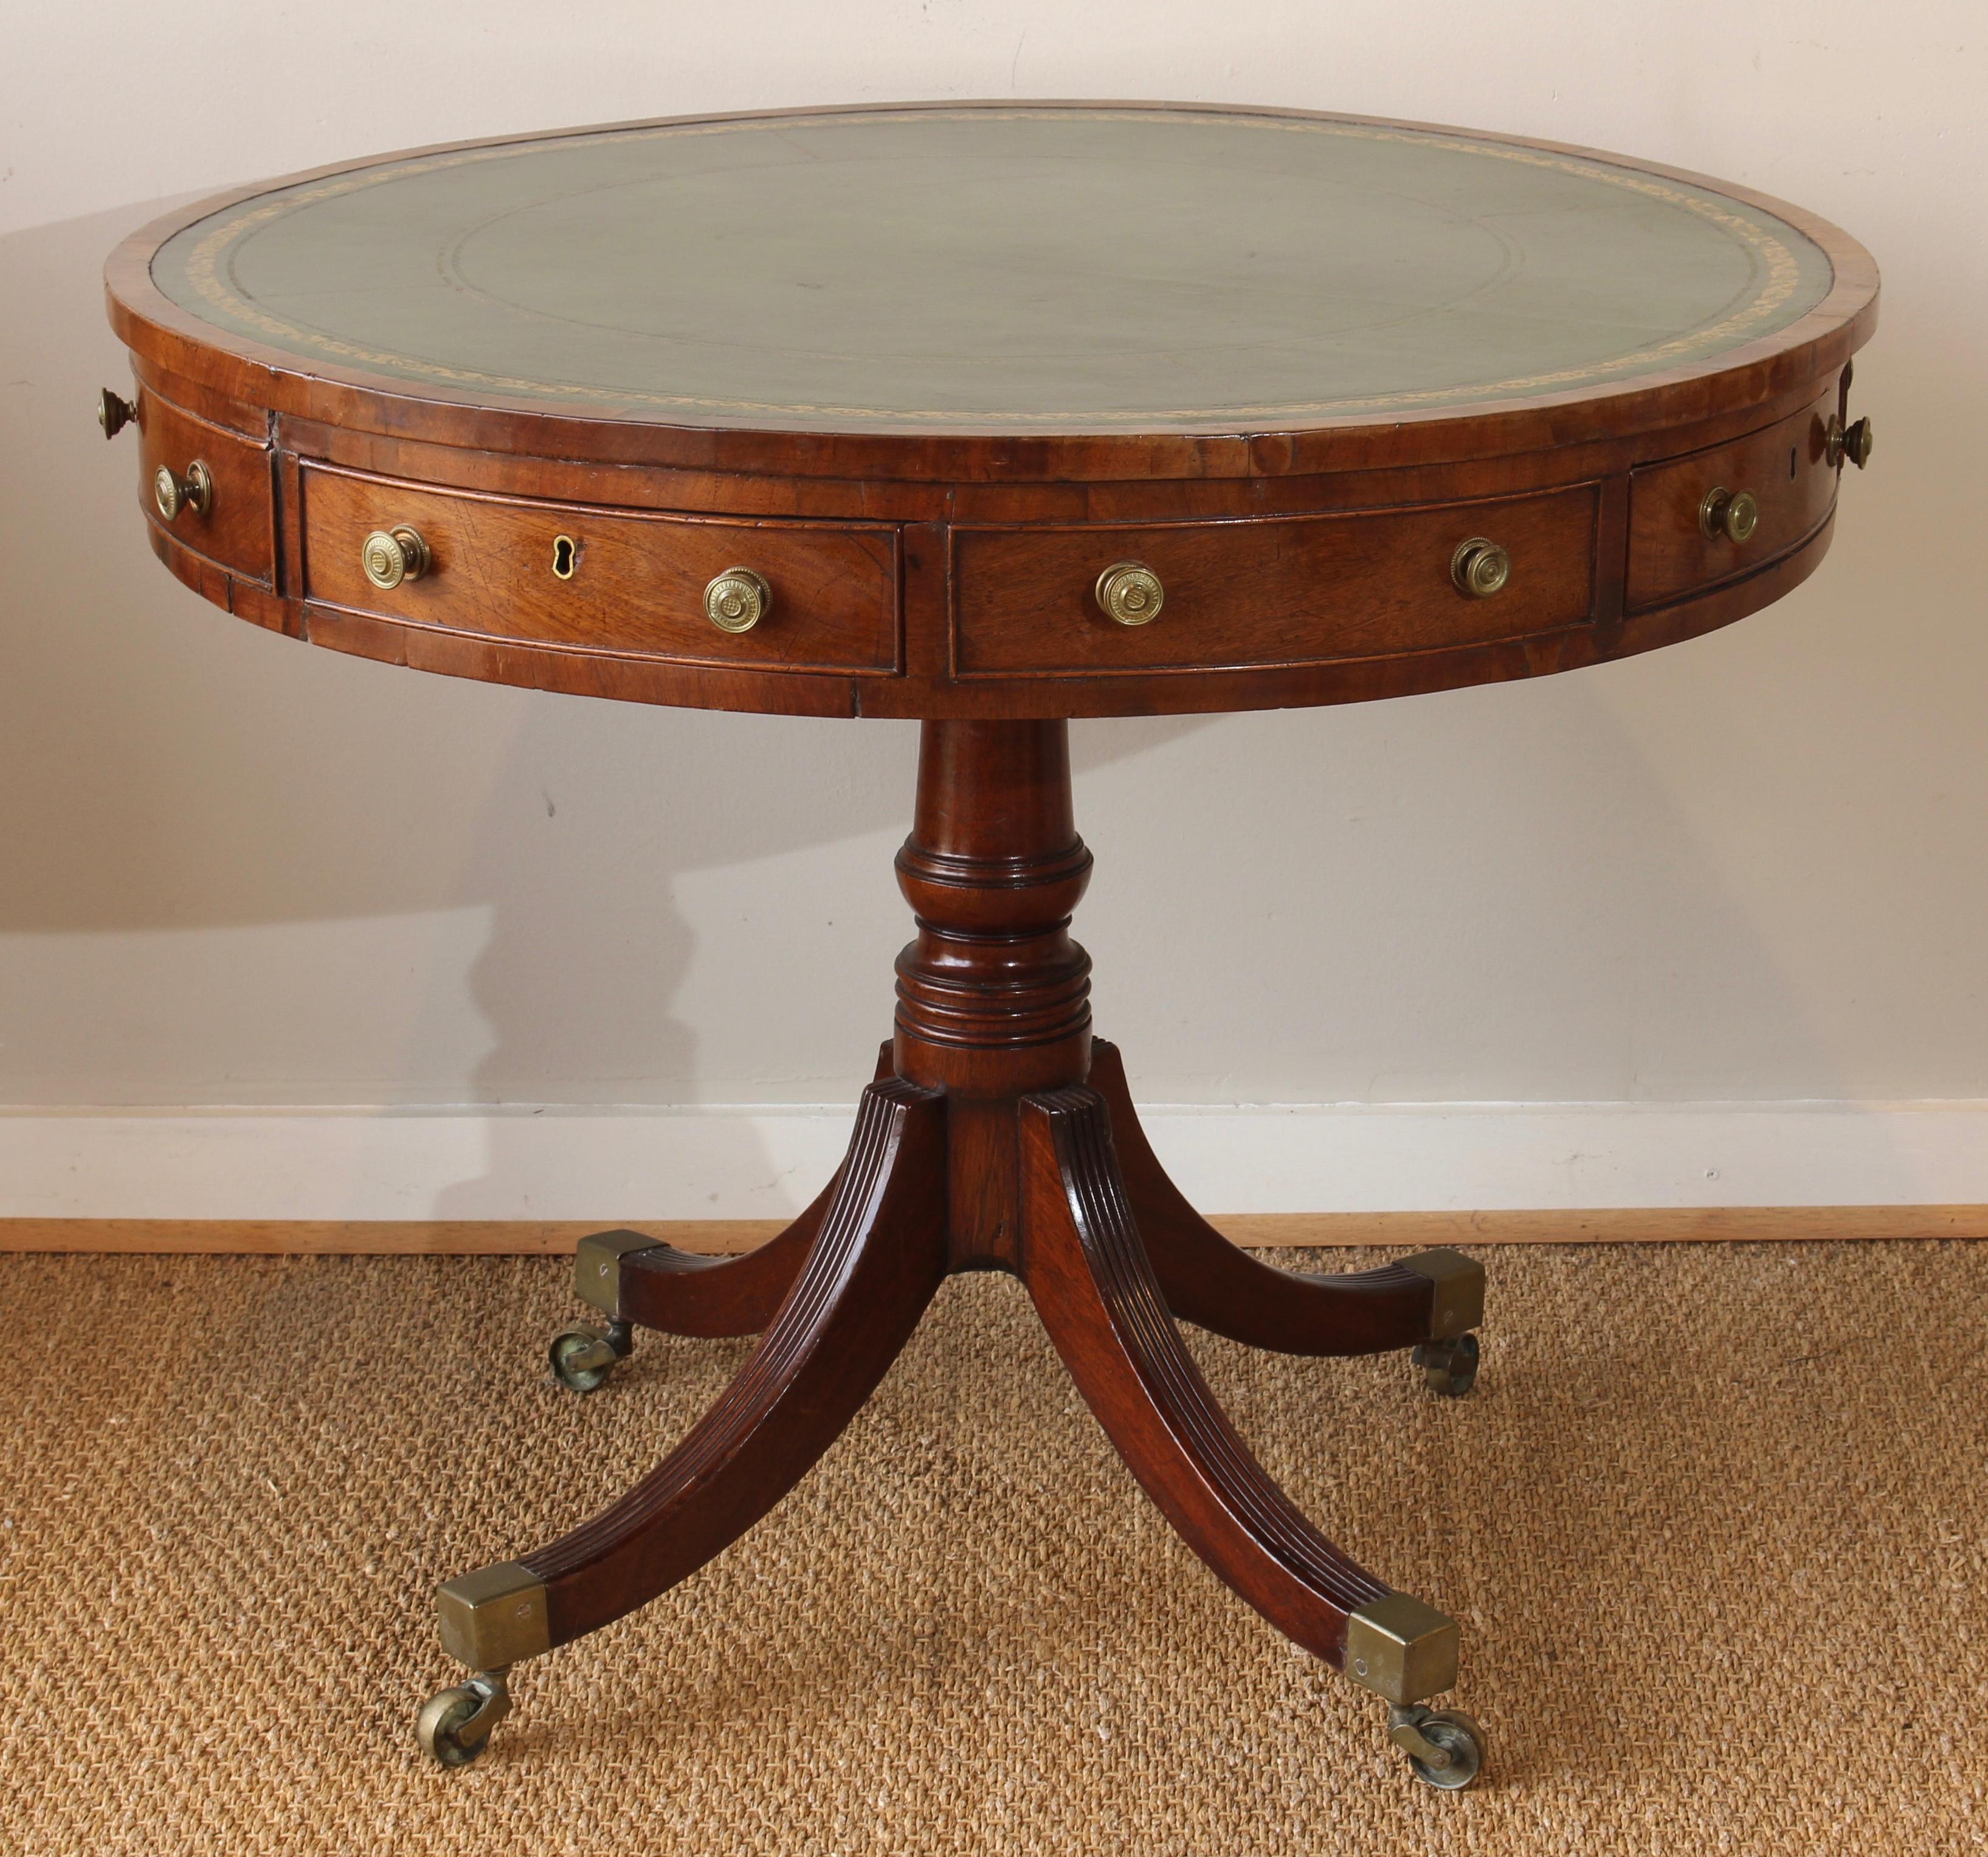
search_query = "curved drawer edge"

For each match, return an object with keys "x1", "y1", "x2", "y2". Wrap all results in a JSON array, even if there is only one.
[
  {"x1": 300, "y1": 607, "x2": 875, "y2": 717},
  {"x1": 138, "y1": 498, "x2": 1837, "y2": 722}
]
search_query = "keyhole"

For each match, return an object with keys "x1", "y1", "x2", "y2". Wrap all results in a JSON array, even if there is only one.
[
  {"x1": 552, "y1": 534, "x2": 577, "y2": 580},
  {"x1": 1788, "y1": 446, "x2": 1798, "y2": 481}
]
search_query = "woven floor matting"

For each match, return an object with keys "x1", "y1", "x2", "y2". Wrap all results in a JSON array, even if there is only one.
[{"x1": 2, "y1": 1243, "x2": 1982, "y2": 1854}]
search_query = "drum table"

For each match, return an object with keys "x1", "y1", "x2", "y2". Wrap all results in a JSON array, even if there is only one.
[{"x1": 102, "y1": 103, "x2": 1878, "y2": 1786}]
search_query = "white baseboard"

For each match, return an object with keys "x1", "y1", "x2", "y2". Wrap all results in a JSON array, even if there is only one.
[{"x1": 4, "y1": 1100, "x2": 1986, "y2": 1221}]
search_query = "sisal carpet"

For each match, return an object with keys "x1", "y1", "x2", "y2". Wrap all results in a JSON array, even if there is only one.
[{"x1": 1, "y1": 1243, "x2": 1982, "y2": 1855}]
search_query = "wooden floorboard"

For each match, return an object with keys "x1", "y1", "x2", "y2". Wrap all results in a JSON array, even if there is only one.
[{"x1": 1, "y1": 1207, "x2": 1983, "y2": 1254}]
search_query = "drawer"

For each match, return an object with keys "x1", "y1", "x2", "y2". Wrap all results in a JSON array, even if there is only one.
[
  {"x1": 300, "y1": 470, "x2": 900, "y2": 674},
  {"x1": 1626, "y1": 396, "x2": 1837, "y2": 612},
  {"x1": 950, "y1": 485, "x2": 1598, "y2": 678},
  {"x1": 137, "y1": 392, "x2": 275, "y2": 585}
]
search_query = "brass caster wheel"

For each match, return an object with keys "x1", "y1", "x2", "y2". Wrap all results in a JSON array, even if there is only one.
[
  {"x1": 1412, "y1": 1332, "x2": 1479, "y2": 1397},
  {"x1": 549, "y1": 1320, "x2": 633, "y2": 1393},
  {"x1": 1387, "y1": 1703, "x2": 1485, "y2": 1790},
  {"x1": 416, "y1": 1668, "x2": 512, "y2": 1768}
]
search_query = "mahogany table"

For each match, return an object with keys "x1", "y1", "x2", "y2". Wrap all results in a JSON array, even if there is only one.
[{"x1": 102, "y1": 102, "x2": 1877, "y2": 1788}]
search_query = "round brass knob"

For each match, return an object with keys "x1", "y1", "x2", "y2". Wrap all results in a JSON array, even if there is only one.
[
  {"x1": 98, "y1": 388, "x2": 138, "y2": 441},
  {"x1": 1450, "y1": 537, "x2": 1510, "y2": 599},
  {"x1": 704, "y1": 566, "x2": 771, "y2": 633},
  {"x1": 1094, "y1": 560, "x2": 1164, "y2": 626},
  {"x1": 1699, "y1": 487, "x2": 1759, "y2": 543},
  {"x1": 361, "y1": 526, "x2": 432, "y2": 590},
  {"x1": 1826, "y1": 414, "x2": 1874, "y2": 471},
  {"x1": 153, "y1": 460, "x2": 212, "y2": 521}
]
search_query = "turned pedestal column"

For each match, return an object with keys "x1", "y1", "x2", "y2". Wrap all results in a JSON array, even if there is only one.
[{"x1": 421, "y1": 720, "x2": 1489, "y2": 1788}]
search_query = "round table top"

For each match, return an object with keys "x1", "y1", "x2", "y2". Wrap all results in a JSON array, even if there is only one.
[
  {"x1": 106, "y1": 104, "x2": 1877, "y2": 725},
  {"x1": 143, "y1": 103, "x2": 1847, "y2": 442}
]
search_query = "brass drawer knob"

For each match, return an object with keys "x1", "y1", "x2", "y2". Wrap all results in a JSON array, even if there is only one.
[
  {"x1": 98, "y1": 388, "x2": 138, "y2": 440},
  {"x1": 1094, "y1": 560, "x2": 1164, "y2": 626},
  {"x1": 1825, "y1": 414, "x2": 1874, "y2": 470},
  {"x1": 705, "y1": 566, "x2": 771, "y2": 633},
  {"x1": 1699, "y1": 486, "x2": 1759, "y2": 543},
  {"x1": 153, "y1": 460, "x2": 213, "y2": 521},
  {"x1": 1450, "y1": 537, "x2": 1510, "y2": 599},
  {"x1": 361, "y1": 526, "x2": 432, "y2": 590}
]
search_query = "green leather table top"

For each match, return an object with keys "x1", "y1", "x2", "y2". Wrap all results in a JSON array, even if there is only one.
[{"x1": 151, "y1": 105, "x2": 1836, "y2": 432}]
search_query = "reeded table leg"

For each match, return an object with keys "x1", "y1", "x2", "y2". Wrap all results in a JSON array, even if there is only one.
[
  {"x1": 418, "y1": 1079, "x2": 947, "y2": 1765},
  {"x1": 1018, "y1": 1086, "x2": 1478, "y2": 1778},
  {"x1": 1088, "y1": 1040, "x2": 1485, "y2": 1373},
  {"x1": 547, "y1": 1047, "x2": 899, "y2": 1382}
]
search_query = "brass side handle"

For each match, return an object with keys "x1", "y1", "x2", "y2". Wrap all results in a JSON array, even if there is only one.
[
  {"x1": 1824, "y1": 414, "x2": 1874, "y2": 471},
  {"x1": 1699, "y1": 486, "x2": 1759, "y2": 543},
  {"x1": 98, "y1": 388, "x2": 139, "y2": 440},
  {"x1": 361, "y1": 526, "x2": 432, "y2": 590},
  {"x1": 154, "y1": 460, "x2": 213, "y2": 521},
  {"x1": 704, "y1": 566, "x2": 771, "y2": 633},
  {"x1": 1094, "y1": 560, "x2": 1164, "y2": 626},
  {"x1": 1450, "y1": 537, "x2": 1510, "y2": 599}
]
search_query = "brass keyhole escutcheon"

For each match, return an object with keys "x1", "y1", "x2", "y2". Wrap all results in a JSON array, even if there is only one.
[
  {"x1": 704, "y1": 566, "x2": 771, "y2": 633},
  {"x1": 361, "y1": 526, "x2": 432, "y2": 590},
  {"x1": 1094, "y1": 561, "x2": 1165, "y2": 626},
  {"x1": 552, "y1": 535, "x2": 578, "y2": 581},
  {"x1": 154, "y1": 460, "x2": 213, "y2": 521},
  {"x1": 1699, "y1": 486, "x2": 1759, "y2": 543},
  {"x1": 1450, "y1": 537, "x2": 1510, "y2": 599}
]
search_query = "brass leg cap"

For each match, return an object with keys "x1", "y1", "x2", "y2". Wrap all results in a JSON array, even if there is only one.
[
  {"x1": 573, "y1": 1228, "x2": 663, "y2": 1318},
  {"x1": 1344, "y1": 1593, "x2": 1460, "y2": 1704},
  {"x1": 437, "y1": 1561, "x2": 551, "y2": 1671},
  {"x1": 1397, "y1": 1247, "x2": 1486, "y2": 1338}
]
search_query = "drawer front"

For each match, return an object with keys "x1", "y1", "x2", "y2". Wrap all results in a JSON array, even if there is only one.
[
  {"x1": 300, "y1": 470, "x2": 900, "y2": 673},
  {"x1": 138, "y1": 393, "x2": 275, "y2": 585},
  {"x1": 1626, "y1": 396, "x2": 1837, "y2": 612},
  {"x1": 950, "y1": 486, "x2": 1598, "y2": 677}
]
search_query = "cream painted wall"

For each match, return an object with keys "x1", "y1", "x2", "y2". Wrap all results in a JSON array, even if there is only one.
[{"x1": 1, "y1": 7, "x2": 1983, "y2": 1203}]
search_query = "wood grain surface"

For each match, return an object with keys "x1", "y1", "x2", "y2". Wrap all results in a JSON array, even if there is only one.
[
  {"x1": 523, "y1": 1080, "x2": 950, "y2": 1650},
  {"x1": 135, "y1": 392, "x2": 275, "y2": 587},
  {"x1": 101, "y1": 102, "x2": 1879, "y2": 723},
  {"x1": 299, "y1": 466, "x2": 901, "y2": 672},
  {"x1": 1626, "y1": 390, "x2": 1841, "y2": 610},
  {"x1": 950, "y1": 484, "x2": 1600, "y2": 678}
]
